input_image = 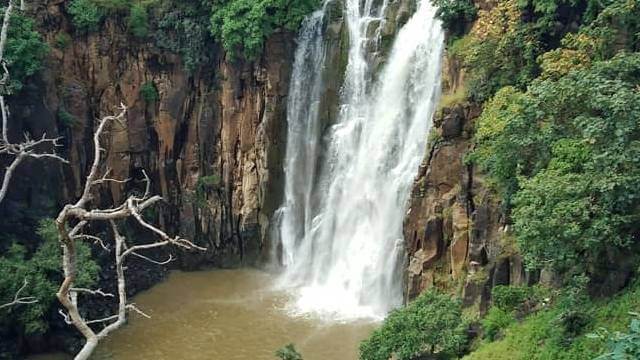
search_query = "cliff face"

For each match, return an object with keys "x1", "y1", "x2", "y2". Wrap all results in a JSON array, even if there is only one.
[
  {"x1": 3, "y1": 0, "x2": 293, "y2": 269},
  {"x1": 403, "y1": 51, "x2": 538, "y2": 313}
]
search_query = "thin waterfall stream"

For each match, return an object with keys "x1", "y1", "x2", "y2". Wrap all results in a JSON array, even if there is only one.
[{"x1": 276, "y1": 0, "x2": 444, "y2": 320}]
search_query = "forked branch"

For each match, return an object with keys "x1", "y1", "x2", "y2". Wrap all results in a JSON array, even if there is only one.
[
  {"x1": 0, "y1": 279, "x2": 37, "y2": 310},
  {"x1": 55, "y1": 105, "x2": 205, "y2": 360}
]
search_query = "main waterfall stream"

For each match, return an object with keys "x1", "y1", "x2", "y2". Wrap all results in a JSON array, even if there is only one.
[{"x1": 276, "y1": 0, "x2": 443, "y2": 319}]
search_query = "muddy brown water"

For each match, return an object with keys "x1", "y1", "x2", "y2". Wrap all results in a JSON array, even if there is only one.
[{"x1": 30, "y1": 269, "x2": 376, "y2": 360}]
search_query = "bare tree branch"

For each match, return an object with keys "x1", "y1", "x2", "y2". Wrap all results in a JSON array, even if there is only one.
[
  {"x1": 0, "y1": 278, "x2": 37, "y2": 310},
  {"x1": 70, "y1": 288, "x2": 115, "y2": 298},
  {"x1": 55, "y1": 105, "x2": 206, "y2": 360}
]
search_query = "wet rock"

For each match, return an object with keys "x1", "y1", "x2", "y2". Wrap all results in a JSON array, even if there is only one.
[{"x1": 441, "y1": 106, "x2": 465, "y2": 139}]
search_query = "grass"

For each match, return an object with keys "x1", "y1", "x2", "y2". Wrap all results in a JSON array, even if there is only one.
[
  {"x1": 437, "y1": 84, "x2": 467, "y2": 112},
  {"x1": 464, "y1": 280, "x2": 640, "y2": 360}
]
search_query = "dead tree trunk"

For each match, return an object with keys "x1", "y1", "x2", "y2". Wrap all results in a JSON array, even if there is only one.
[{"x1": 55, "y1": 105, "x2": 205, "y2": 360}]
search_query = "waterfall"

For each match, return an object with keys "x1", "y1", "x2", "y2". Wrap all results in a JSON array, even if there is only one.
[{"x1": 276, "y1": 0, "x2": 444, "y2": 320}]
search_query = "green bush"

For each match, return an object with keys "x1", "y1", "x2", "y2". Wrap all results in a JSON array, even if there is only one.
[
  {"x1": 492, "y1": 285, "x2": 540, "y2": 313},
  {"x1": 191, "y1": 174, "x2": 221, "y2": 208},
  {"x1": 128, "y1": 3, "x2": 149, "y2": 38},
  {"x1": 1, "y1": 9, "x2": 48, "y2": 94},
  {"x1": 465, "y1": 281, "x2": 640, "y2": 359},
  {"x1": 140, "y1": 81, "x2": 159, "y2": 102},
  {"x1": 68, "y1": 0, "x2": 104, "y2": 32},
  {"x1": 471, "y1": 53, "x2": 640, "y2": 271},
  {"x1": 482, "y1": 307, "x2": 515, "y2": 341},
  {"x1": 154, "y1": 1, "x2": 214, "y2": 72},
  {"x1": 92, "y1": 0, "x2": 130, "y2": 12},
  {"x1": 275, "y1": 344, "x2": 303, "y2": 360},
  {"x1": 555, "y1": 275, "x2": 591, "y2": 340},
  {"x1": 210, "y1": 0, "x2": 318, "y2": 59},
  {"x1": 0, "y1": 219, "x2": 99, "y2": 334},
  {"x1": 431, "y1": 0, "x2": 477, "y2": 37},
  {"x1": 359, "y1": 290, "x2": 467, "y2": 360},
  {"x1": 592, "y1": 314, "x2": 640, "y2": 360}
]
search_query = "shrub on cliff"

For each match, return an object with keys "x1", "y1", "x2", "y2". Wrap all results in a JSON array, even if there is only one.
[
  {"x1": 209, "y1": 0, "x2": 318, "y2": 60},
  {"x1": 68, "y1": 0, "x2": 103, "y2": 32},
  {"x1": 431, "y1": 0, "x2": 477, "y2": 37},
  {"x1": 359, "y1": 290, "x2": 467, "y2": 360},
  {"x1": 154, "y1": 0, "x2": 214, "y2": 72},
  {"x1": 128, "y1": 3, "x2": 150, "y2": 38},
  {"x1": 140, "y1": 81, "x2": 159, "y2": 102},
  {"x1": 0, "y1": 8, "x2": 48, "y2": 94}
]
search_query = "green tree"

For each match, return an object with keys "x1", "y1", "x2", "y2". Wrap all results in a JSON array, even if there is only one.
[
  {"x1": 431, "y1": 0, "x2": 477, "y2": 37},
  {"x1": 472, "y1": 53, "x2": 640, "y2": 271},
  {"x1": 210, "y1": 0, "x2": 318, "y2": 59},
  {"x1": 68, "y1": 0, "x2": 104, "y2": 32},
  {"x1": 128, "y1": 3, "x2": 150, "y2": 38},
  {"x1": 1, "y1": 8, "x2": 48, "y2": 93},
  {"x1": 154, "y1": 0, "x2": 214, "y2": 72},
  {"x1": 359, "y1": 290, "x2": 467, "y2": 360},
  {"x1": 0, "y1": 219, "x2": 100, "y2": 334}
]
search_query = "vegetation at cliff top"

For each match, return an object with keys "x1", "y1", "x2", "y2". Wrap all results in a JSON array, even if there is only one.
[
  {"x1": 0, "y1": 7, "x2": 48, "y2": 94},
  {"x1": 209, "y1": 0, "x2": 319, "y2": 59},
  {"x1": 68, "y1": 0, "x2": 318, "y2": 64}
]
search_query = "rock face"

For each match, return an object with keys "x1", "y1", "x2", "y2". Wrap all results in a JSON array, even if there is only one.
[
  {"x1": 402, "y1": 50, "x2": 536, "y2": 313},
  {"x1": 2, "y1": 1, "x2": 294, "y2": 269}
]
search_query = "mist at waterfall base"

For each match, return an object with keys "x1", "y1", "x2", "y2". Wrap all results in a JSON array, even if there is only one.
[{"x1": 275, "y1": 0, "x2": 444, "y2": 321}]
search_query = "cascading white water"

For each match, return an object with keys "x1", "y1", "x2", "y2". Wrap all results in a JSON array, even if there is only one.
[{"x1": 276, "y1": 0, "x2": 444, "y2": 320}]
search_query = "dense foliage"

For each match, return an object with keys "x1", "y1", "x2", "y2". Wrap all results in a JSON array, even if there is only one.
[
  {"x1": 359, "y1": 290, "x2": 467, "y2": 360},
  {"x1": 473, "y1": 52, "x2": 640, "y2": 271},
  {"x1": 423, "y1": 0, "x2": 640, "y2": 358},
  {"x1": 153, "y1": 0, "x2": 213, "y2": 72},
  {"x1": 454, "y1": 0, "x2": 640, "y2": 272},
  {"x1": 68, "y1": 0, "x2": 153, "y2": 38},
  {"x1": 432, "y1": 0, "x2": 477, "y2": 37},
  {"x1": 1, "y1": 8, "x2": 48, "y2": 93},
  {"x1": 0, "y1": 220, "x2": 99, "y2": 335},
  {"x1": 67, "y1": 0, "x2": 103, "y2": 32},
  {"x1": 210, "y1": 0, "x2": 318, "y2": 59},
  {"x1": 128, "y1": 3, "x2": 150, "y2": 38},
  {"x1": 592, "y1": 314, "x2": 640, "y2": 359}
]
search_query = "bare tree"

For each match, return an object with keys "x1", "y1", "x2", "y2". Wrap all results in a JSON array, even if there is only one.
[
  {"x1": 55, "y1": 105, "x2": 206, "y2": 360},
  {"x1": 0, "y1": 0, "x2": 67, "y2": 204},
  {"x1": 0, "y1": 278, "x2": 37, "y2": 310}
]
